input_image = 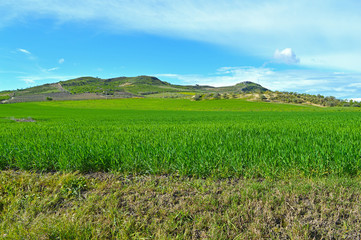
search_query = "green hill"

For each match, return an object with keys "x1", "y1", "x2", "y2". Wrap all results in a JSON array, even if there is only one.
[
  {"x1": 2, "y1": 74, "x2": 360, "y2": 108},
  {"x1": 59, "y1": 75, "x2": 222, "y2": 95},
  {"x1": 6, "y1": 75, "x2": 358, "y2": 107},
  {"x1": 213, "y1": 81, "x2": 268, "y2": 93},
  {"x1": 3, "y1": 74, "x2": 360, "y2": 107},
  {"x1": 60, "y1": 76, "x2": 172, "y2": 94},
  {"x1": 0, "y1": 75, "x2": 269, "y2": 103}
]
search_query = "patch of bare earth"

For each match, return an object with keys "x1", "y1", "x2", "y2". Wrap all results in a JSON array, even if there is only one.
[
  {"x1": 52, "y1": 83, "x2": 70, "y2": 93},
  {"x1": 119, "y1": 82, "x2": 133, "y2": 87},
  {"x1": 245, "y1": 93, "x2": 260, "y2": 101},
  {"x1": 11, "y1": 117, "x2": 36, "y2": 122}
]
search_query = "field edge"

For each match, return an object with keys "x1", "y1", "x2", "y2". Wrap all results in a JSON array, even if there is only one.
[{"x1": 1, "y1": 170, "x2": 360, "y2": 239}]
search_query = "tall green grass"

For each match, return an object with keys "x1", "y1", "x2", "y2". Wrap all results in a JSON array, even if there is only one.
[{"x1": 1, "y1": 98, "x2": 361, "y2": 178}]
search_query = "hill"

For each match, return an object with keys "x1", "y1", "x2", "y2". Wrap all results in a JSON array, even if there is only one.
[
  {"x1": 1, "y1": 75, "x2": 360, "y2": 107},
  {"x1": 214, "y1": 81, "x2": 269, "y2": 93},
  {"x1": 0, "y1": 75, "x2": 268, "y2": 103}
]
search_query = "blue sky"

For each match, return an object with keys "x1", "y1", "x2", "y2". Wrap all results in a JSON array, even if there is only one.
[{"x1": 1, "y1": 0, "x2": 361, "y2": 99}]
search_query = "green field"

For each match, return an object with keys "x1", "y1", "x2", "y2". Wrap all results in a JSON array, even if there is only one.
[
  {"x1": 2, "y1": 98, "x2": 361, "y2": 239},
  {"x1": 1, "y1": 98, "x2": 361, "y2": 178}
]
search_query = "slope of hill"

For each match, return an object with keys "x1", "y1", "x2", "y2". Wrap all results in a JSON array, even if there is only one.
[
  {"x1": 0, "y1": 91, "x2": 12, "y2": 101},
  {"x1": 60, "y1": 76, "x2": 172, "y2": 95}
]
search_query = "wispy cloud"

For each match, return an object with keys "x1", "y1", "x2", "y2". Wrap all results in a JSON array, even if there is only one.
[
  {"x1": 16, "y1": 48, "x2": 37, "y2": 60},
  {"x1": 155, "y1": 67, "x2": 361, "y2": 99},
  {"x1": 58, "y1": 58, "x2": 64, "y2": 64},
  {"x1": 156, "y1": 68, "x2": 271, "y2": 88},
  {"x1": 2, "y1": 1, "x2": 361, "y2": 71},
  {"x1": 19, "y1": 75, "x2": 76, "y2": 85},
  {"x1": 47, "y1": 67, "x2": 59, "y2": 72},
  {"x1": 17, "y1": 48, "x2": 31, "y2": 55}
]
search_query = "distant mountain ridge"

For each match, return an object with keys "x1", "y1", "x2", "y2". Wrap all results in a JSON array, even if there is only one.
[
  {"x1": 0, "y1": 75, "x2": 268, "y2": 103},
  {"x1": 1, "y1": 75, "x2": 359, "y2": 107}
]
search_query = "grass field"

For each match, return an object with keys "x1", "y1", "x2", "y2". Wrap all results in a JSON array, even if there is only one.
[
  {"x1": 1, "y1": 98, "x2": 361, "y2": 178},
  {"x1": 2, "y1": 98, "x2": 361, "y2": 239}
]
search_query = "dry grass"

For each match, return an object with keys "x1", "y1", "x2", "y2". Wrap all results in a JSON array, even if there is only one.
[{"x1": 1, "y1": 171, "x2": 361, "y2": 239}]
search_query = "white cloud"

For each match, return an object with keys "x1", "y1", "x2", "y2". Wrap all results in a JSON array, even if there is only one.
[
  {"x1": 274, "y1": 48, "x2": 299, "y2": 64},
  {"x1": 1, "y1": 1, "x2": 361, "y2": 71},
  {"x1": 17, "y1": 48, "x2": 31, "y2": 55},
  {"x1": 155, "y1": 67, "x2": 361, "y2": 99},
  {"x1": 157, "y1": 67, "x2": 273, "y2": 87},
  {"x1": 58, "y1": 58, "x2": 64, "y2": 64}
]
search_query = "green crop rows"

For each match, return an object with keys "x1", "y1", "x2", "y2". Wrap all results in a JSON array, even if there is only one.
[{"x1": 1, "y1": 98, "x2": 361, "y2": 178}]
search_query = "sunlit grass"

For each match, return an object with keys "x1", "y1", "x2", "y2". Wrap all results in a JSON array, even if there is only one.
[{"x1": 1, "y1": 98, "x2": 361, "y2": 178}]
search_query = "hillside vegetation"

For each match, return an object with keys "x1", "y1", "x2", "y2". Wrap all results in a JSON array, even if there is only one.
[
  {"x1": 265, "y1": 91, "x2": 361, "y2": 107},
  {"x1": 60, "y1": 76, "x2": 177, "y2": 95}
]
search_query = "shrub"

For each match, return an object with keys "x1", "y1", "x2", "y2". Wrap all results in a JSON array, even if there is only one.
[
  {"x1": 213, "y1": 93, "x2": 221, "y2": 100},
  {"x1": 326, "y1": 101, "x2": 337, "y2": 107},
  {"x1": 193, "y1": 94, "x2": 202, "y2": 101},
  {"x1": 222, "y1": 93, "x2": 229, "y2": 99}
]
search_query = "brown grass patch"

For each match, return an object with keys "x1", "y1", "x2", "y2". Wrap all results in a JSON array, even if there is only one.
[{"x1": 1, "y1": 171, "x2": 360, "y2": 239}]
